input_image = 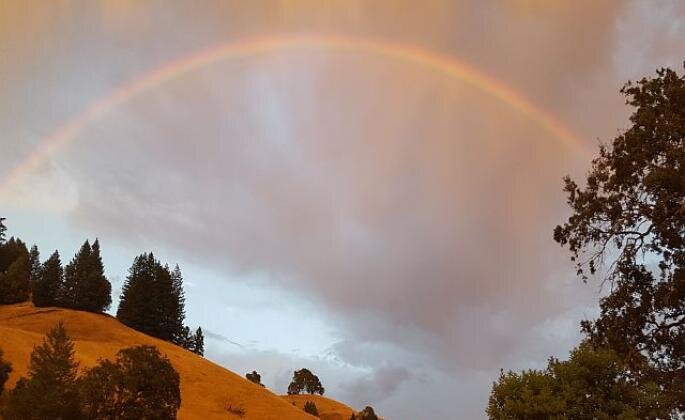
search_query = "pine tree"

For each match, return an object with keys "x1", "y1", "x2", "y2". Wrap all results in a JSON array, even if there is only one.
[
  {"x1": 192, "y1": 327, "x2": 204, "y2": 356},
  {"x1": 28, "y1": 244, "x2": 41, "y2": 284},
  {"x1": 117, "y1": 253, "x2": 186, "y2": 343},
  {"x1": 0, "y1": 256, "x2": 30, "y2": 304},
  {"x1": 0, "y1": 217, "x2": 6, "y2": 244},
  {"x1": 62, "y1": 239, "x2": 111, "y2": 313},
  {"x1": 4, "y1": 322, "x2": 81, "y2": 419},
  {"x1": 33, "y1": 251, "x2": 64, "y2": 307}
]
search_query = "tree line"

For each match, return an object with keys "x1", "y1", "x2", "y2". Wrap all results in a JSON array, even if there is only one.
[
  {"x1": 487, "y1": 67, "x2": 685, "y2": 418},
  {"x1": 0, "y1": 224, "x2": 204, "y2": 356}
]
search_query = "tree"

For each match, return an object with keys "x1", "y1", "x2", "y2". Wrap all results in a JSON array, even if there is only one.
[
  {"x1": 62, "y1": 239, "x2": 112, "y2": 313},
  {"x1": 287, "y1": 368, "x2": 324, "y2": 395},
  {"x1": 0, "y1": 217, "x2": 6, "y2": 244},
  {"x1": 487, "y1": 342, "x2": 667, "y2": 419},
  {"x1": 0, "y1": 348, "x2": 11, "y2": 394},
  {"x1": 0, "y1": 255, "x2": 30, "y2": 304},
  {"x1": 117, "y1": 253, "x2": 187, "y2": 343},
  {"x1": 356, "y1": 407, "x2": 379, "y2": 420},
  {"x1": 79, "y1": 345, "x2": 181, "y2": 419},
  {"x1": 33, "y1": 251, "x2": 64, "y2": 307},
  {"x1": 3, "y1": 322, "x2": 81, "y2": 419},
  {"x1": 303, "y1": 401, "x2": 319, "y2": 416},
  {"x1": 28, "y1": 244, "x2": 41, "y2": 283},
  {"x1": 246, "y1": 370, "x2": 265, "y2": 387},
  {"x1": 554, "y1": 67, "x2": 685, "y2": 413},
  {"x1": 192, "y1": 327, "x2": 204, "y2": 356},
  {"x1": 0, "y1": 236, "x2": 29, "y2": 274}
]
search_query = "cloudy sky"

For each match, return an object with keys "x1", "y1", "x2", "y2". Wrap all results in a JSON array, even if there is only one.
[{"x1": 1, "y1": 1, "x2": 684, "y2": 418}]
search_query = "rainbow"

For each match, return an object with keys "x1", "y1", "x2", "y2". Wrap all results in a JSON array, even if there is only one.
[{"x1": 0, "y1": 34, "x2": 588, "y2": 195}]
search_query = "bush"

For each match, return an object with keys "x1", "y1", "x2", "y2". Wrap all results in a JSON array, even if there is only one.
[
  {"x1": 356, "y1": 406, "x2": 379, "y2": 420},
  {"x1": 303, "y1": 400, "x2": 319, "y2": 416},
  {"x1": 80, "y1": 345, "x2": 181, "y2": 419},
  {"x1": 246, "y1": 370, "x2": 264, "y2": 387}
]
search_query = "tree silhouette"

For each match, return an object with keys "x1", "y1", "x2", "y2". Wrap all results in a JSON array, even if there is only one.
[
  {"x1": 33, "y1": 251, "x2": 64, "y2": 307},
  {"x1": 554, "y1": 66, "x2": 685, "y2": 414},
  {"x1": 62, "y1": 239, "x2": 111, "y2": 313},
  {"x1": 4, "y1": 322, "x2": 81, "y2": 419},
  {"x1": 246, "y1": 370, "x2": 265, "y2": 387},
  {"x1": 79, "y1": 345, "x2": 181, "y2": 419},
  {"x1": 356, "y1": 406, "x2": 379, "y2": 420},
  {"x1": 287, "y1": 368, "x2": 324, "y2": 395},
  {"x1": 0, "y1": 217, "x2": 6, "y2": 244},
  {"x1": 28, "y1": 245, "x2": 41, "y2": 284}
]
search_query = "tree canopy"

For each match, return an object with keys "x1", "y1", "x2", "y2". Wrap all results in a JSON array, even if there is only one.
[
  {"x1": 32, "y1": 251, "x2": 64, "y2": 307},
  {"x1": 287, "y1": 368, "x2": 325, "y2": 395},
  {"x1": 554, "y1": 66, "x2": 685, "y2": 413},
  {"x1": 62, "y1": 239, "x2": 112, "y2": 313}
]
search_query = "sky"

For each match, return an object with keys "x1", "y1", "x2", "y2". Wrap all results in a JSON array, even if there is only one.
[{"x1": 1, "y1": 1, "x2": 684, "y2": 418}]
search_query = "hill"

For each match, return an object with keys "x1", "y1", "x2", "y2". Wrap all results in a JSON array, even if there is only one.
[
  {"x1": 0, "y1": 303, "x2": 358, "y2": 419},
  {"x1": 284, "y1": 394, "x2": 357, "y2": 420}
]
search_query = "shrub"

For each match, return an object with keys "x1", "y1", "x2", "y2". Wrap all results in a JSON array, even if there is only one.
[{"x1": 303, "y1": 400, "x2": 319, "y2": 416}]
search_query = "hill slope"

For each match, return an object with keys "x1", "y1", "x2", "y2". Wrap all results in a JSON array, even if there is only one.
[
  {"x1": 284, "y1": 394, "x2": 357, "y2": 420},
  {"x1": 0, "y1": 303, "x2": 323, "y2": 419}
]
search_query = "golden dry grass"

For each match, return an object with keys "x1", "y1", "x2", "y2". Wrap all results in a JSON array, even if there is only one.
[
  {"x1": 283, "y1": 394, "x2": 357, "y2": 420},
  {"x1": 0, "y1": 303, "x2": 329, "y2": 419}
]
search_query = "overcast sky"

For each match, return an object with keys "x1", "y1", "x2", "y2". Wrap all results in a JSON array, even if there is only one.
[{"x1": 1, "y1": 1, "x2": 684, "y2": 418}]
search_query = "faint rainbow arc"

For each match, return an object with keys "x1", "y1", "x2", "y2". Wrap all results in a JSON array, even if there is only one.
[{"x1": 0, "y1": 34, "x2": 588, "y2": 194}]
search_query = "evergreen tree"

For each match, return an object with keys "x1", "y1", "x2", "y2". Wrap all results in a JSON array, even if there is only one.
[
  {"x1": 0, "y1": 348, "x2": 11, "y2": 393},
  {"x1": 28, "y1": 244, "x2": 41, "y2": 284},
  {"x1": 62, "y1": 239, "x2": 111, "y2": 313},
  {"x1": 0, "y1": 217, "x2": 6, "y2": 244},
  {"x1": 0, "y1": 255, "x2": 30, "y2": 304},
  {"x1": 356, "y1": 407, "x2": 379, "y2": 420},
  {"x1": 33, "y1": 251, "x2": 64, "y2": 307},
  {"x1": 117, "y1": 253, "x2": 186, "y2": 343},
  {"x1": 0, "y1": 237, "x2": 29, "y2": 273},
  {"x1": 3, "y1": 322, "x2": 81, "y2": 419},
  {"x1": 192, "y1": 327, "x2": 204, "y2": 356},
  {"x1": 79, "y1": 345, "x2": 181, "y2": 419}
]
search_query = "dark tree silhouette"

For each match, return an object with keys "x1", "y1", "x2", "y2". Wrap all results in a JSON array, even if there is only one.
[
  {"x1": 62, "y1": 239, "x2": 111, "y2": 313},
  {"x1": 246, "y1": 370, "x2": 265, "y2": 387},
  {"x1": 28, "y1": 244, "x2": 41, "y2": 284},
  {"x1": 33, "y1": 251, "x2": 64, "y2": 307},
  {"x1": 554, "y1": 66, "x2": 685, "y2": 414},
  {"x1": 3, "y1": 322, "x2": 81, "y2": 419},
  {"x1": 287, "y1": 368, "x2": 324, "y2": 395},
  {"x1": 192, "y1": 327, "x2": 204, "y2": 356},
  {"x1": 79, "y1": 345, "x2": 181, "y2": 419},
  {"x1": 117, "y1": 253, "x2": 188, "y2": 345},
  {"x1": 0, "y1": 348, "x2": 11, "y2": 394},
  {"x1": 0, "y1": 254, "x2": 29, "y2": 304},
  {"x1": 0, "y1": 217, "x2": 6, "y2": 244},
  {"x1": 356, "y1": 406, "x2": 379, "y2": 420}
]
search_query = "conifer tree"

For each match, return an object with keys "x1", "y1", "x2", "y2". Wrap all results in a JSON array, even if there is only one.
[
  {"x1": 0, "y1": 217, "x2": 6, "y2": 244},
  {"x1": 28, "y1": 244, "x2": 41, "y2": 283},
  {"x1": 0, "y1": 256, "x2": 30, "y2": 304},
  {"x1": 4, "y1": 322, "x2": 81, "y2": 419},
  {"x1": 33, "y1": 251, "x2": 64, "y2": 307},
  {"x1": 118, "y1": 253, "x2": 186, "y2": 343},
  {"x1": 192, "y1": 327, "x2": 204, "y2": 356},
  {"x1": 62, "y1": 239, "x2": 111, "y2": 313}
]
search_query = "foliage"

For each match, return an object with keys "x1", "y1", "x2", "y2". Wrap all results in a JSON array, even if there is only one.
[
  {"x1": 0, "y1": 255, "x2": 30, "y2": 305},
  {"x1": 117, "y1": 253, "x2": 187, "y2": 345},
  {"x1": 28, "y1": 244, "x2": 41, "y2": 284},
  {"x1": 0, "y1": 348, "x2": 11, "y2": 394},
  {"x1": 3, "y1": 322, "x2": 81, "y2": 419},
  {"x1": 32, "y1": 250, "x2": 64, "y2": 307},
  {"x1": 287, "y1": 368, "x2": 325, "y2": 395},
  {"x1": 79, "y1": 345, "x2": 181, "y2": 419},
  {"x1": 0, "y1": 217, "x2": 5, "y2": 244},
  {"x1": 554, "y1": 66, "x2": 685, "y2": 413},
  {"x1": 487, "y1": 342, "x2": 667, "y2": 419},
  {"x1": 356, "y1": 406, "x2": 379, "y2": 420},
  {"x1": 303, "y1": 400, "x2": 319, "y2": 416},
  {"x1": 62, "y1": 239, "x2": 112, "y2": 313},
  {"x1": 246, "y1": 370, "x2": 265, "y2": 387},
  {"x1": 191, "y1": 327, "x2": 204, "y2": 356}
]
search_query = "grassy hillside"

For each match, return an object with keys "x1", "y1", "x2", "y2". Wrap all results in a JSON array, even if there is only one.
[{"x1": 0, "y1": 303, "x2": 357, "y2": 419}]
